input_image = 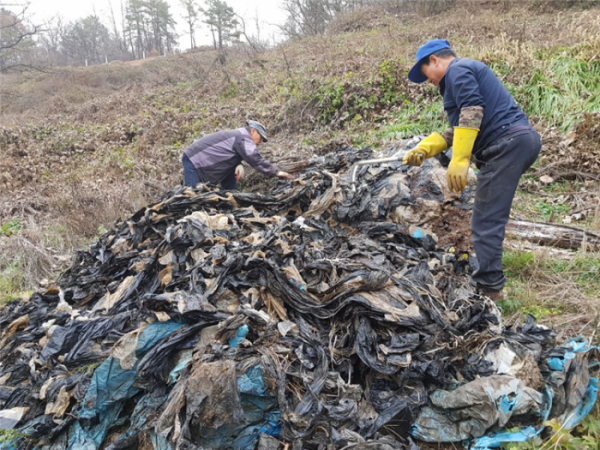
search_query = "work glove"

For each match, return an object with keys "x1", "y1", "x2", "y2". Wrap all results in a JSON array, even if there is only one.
[
  {"x1": 235, "y1": 165, "x2": 245, "y2": 181},
  {"x1": 447, "y1": 126, "x2": 479, "y2": 192},
  {"x1": 277, "y1": 170, "x2": 295, "y2": 180},
  {"x1": 402, "y1": 132, "x2": 448, "y2": 166}
]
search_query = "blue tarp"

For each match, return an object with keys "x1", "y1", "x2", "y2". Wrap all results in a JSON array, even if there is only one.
[
  {"x1": 67, "y1": 321, "x2": 185, "y2": 450},
  {"x1": 192, "y1": 327, "x2": 282, "y2": 449},
  {"x1": 469, "y1": 339, "x2": 599, "y2": 450}
]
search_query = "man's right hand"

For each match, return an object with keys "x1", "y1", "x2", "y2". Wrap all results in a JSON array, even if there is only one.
[
  {"x1": 402, "y1": 132, "x2": 448, "y2": 166},
  {"x1": 402, "y1": 148, "x2": 425, "y2": 166},
  {"x1": 277, "y1": 170, "x2": 295, "y2": 179},
  {"x1": 235, "y1": 165, "x2": 245, "y2": 181}
]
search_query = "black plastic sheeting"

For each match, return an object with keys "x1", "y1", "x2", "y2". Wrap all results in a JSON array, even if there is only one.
[{"x1": 0, "y1": 143, "x2": 597, "y2": 450}]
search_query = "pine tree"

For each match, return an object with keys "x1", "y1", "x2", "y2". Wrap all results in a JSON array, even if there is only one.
[
  {"x1": 201, "y1": 0, "x2": 240, "y2": 51},
  {"x1": 124, "y1": 0, "x2": 177, "y2": 59}
]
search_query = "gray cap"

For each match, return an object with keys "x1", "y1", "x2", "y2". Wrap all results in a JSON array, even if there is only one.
[{"x1": 247, "y1": 120, "x2": 268, "y2": 142}]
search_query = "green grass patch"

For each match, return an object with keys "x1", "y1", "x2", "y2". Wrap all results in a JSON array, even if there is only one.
[
  {"x1": 0, "y1": 262, "x2": 26, "y2": 305},
  {"x1": 532, "y1": 200, "x2": 571, "y2": 222},
  {"x1": 0, "y1": 218, "x2": 23, "y2": 236},
  {"x1": 0, "y1": 429, "x2": 26, "y2": 445},
  {"x1": 502, "y1": 405, "x2": 600, "y2": 450},
  {"x1": 372, "y1": 99, "x2": 446, "y2": 144},
  {"x1": 503, "y1": 249, "x2": 537, "y2": 279},
  {"x1": 499, "y1": 249, "x2": 600, "y2": 317},
  {"x1": 509, "y1": 52, "x2": 600, "y2": 131},
  {"x1": 503, "y1": 249, "x2": 600, "y2": 288},
  {"x1": 546, "y1": 254, "x2": 600, "y2": 295}
]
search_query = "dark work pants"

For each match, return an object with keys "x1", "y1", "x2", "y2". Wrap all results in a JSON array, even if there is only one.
[
  {"x1": 182, "y1": 154, "x2": 237, "y2": 190},
  {"x1": 471, "y1": 128, "x2": 541, "y2": 291},
  {"x1": 182, "y1": 154, "x2": 200, "y2": 186}
]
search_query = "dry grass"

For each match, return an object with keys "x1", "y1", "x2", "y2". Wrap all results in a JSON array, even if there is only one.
[
  {"x1": 501, "y1": 245, "x2": 600, "y2": 340},
  {"x1": 0, "y1": 217, "x2": 76, "y2": 303}
]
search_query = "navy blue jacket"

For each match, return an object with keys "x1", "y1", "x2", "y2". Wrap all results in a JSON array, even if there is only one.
[
  {"x1": 440, "y1": 58, "x2": 529, "y2": 156},
  {"x1": 184, "y1": 128, "x2": 277, "y2": 184}
]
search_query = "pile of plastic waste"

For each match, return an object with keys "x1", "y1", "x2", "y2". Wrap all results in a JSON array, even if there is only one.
[{"x1": 0, "y1": 142, "x2": 598, "y2": 450}]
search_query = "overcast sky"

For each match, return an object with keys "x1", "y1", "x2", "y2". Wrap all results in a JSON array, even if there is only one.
[{"x1": 16, "y1": 0, "x2": 287, "y2": 49}]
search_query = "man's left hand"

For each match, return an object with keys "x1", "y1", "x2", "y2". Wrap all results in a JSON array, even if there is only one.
[
  {"x1": 235, "y1": 165, "x2": 245, "y2": 181},
  {"x1": 448, "y1": 126, "x2": 479, "y2": 192},
  {"x1": 447, "y1": 159, "x2": 469, "y2": 192}
]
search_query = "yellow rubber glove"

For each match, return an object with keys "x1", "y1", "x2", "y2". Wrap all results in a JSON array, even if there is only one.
[
  {"x1": 402, "y1": 132, "x2": 448, "y2": 166},
  {"x1": 448, "y1": 126, "x2": 479, "y2": 192}
]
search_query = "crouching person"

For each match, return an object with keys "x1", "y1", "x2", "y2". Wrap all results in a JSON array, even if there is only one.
[{"x1": 181, "y1": 120, "x2": 294, "y2": 190}]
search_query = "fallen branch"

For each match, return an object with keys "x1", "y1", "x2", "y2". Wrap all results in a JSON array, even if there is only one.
[
  {"x1": 530, "y1": 166, "x2": 600, "y2": 181},
  {"x1": 506, "y1": 219, "x2": 600, "y2": 251}
]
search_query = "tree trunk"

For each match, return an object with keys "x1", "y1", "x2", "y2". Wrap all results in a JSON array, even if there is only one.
[
  {"x1": 506, "y1": 219, "x2": 600, "y2": 251},
  {"x1": 210, "y1": 26, "x2": 217, "y2": 49}
]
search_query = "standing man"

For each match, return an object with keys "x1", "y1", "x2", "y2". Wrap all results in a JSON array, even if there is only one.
[
  {"x1": 182, "y1": 120, "x2": 294, "y2": 190},
  {"x1": 402, "y1": 39, "x2": 541, "y2": 301}
]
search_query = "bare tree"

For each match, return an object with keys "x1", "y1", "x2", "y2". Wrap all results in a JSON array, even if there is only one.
[
  {"x1": 374, "y1": 0, "x2": 455, "y2": 16},
  {"x1": 37, "y1": 15, "x2": 66, "y2": 65},
  {"x1": 108, "y1": 0, "x2": 128, "y2": 57},
  {"x1": 280, "y1": 0, "x2": 346, "y2": 39},
  {"x1": 180, "y1": 0, "x2": 200, "y2": 50},
  {"x1": 0, "y1": 5, "x2": 42, "y2": 72},
  {"x1": 37, "y1": 13, "x2": 129, "y2": 66},
  {"x1": 235, "y1": 13, "x2": 266, "y2": 53}
]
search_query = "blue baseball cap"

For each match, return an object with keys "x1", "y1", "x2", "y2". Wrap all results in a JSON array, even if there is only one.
[{"x1": 408, "y1": 39, "x2": 451, "y2": 83}]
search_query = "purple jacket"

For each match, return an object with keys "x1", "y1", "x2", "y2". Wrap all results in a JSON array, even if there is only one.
[{"x1": 183, "y1": 128, "x2": 278, "y2": 183}]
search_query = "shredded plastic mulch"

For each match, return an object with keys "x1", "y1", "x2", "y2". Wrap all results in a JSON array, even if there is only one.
[{"x1": 0, "y1": 143, "x2": 598, "y2": 450}]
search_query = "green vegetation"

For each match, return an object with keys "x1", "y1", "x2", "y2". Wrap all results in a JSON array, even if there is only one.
[
  {"x1": 0, "y1": 429, "x2": 26, "y2": 445},
  {"x1": 0, "y1": 218, "x2": 23, "y2": 236},
  {"x1": 502, "y1": 407, "x2": 600, "y2": 450},
  {"x1": 527, "y1": 56, "x2": 599, "y2": 131},
  {"x1": 0, "y1": 220, "x2": 26, "y2": 304},
  {"x1": 499, "y1": 249, "x2": 600, "y2": 316},
  {"x1": 510, "y1": 177, "x2": 599, "y2": 229},
  {"x1": 548, "y1": 254, "x2": 600, "y2": 295},
  {"x1": 105, "y1": 147, "x2": 137, "y2": 177},
  {"x1": 498, "y1": 247, "x2": 600, "y2": 449},
  {"x1": 532, "y1": 200, "x2": 571, "y2": 222},
  {"x1": 496, "y1": 46, "x2": 600, "y2": 131},
  {"x1": 503, "y1": 249, "x2": 537, "y2": 279},
  {"x1": 503, "y1": 248, "x2": 600, "y2": 288},
  {"x1": 75, "y1": 361, "x2": 102, "y2": 374},
  {"x1": 0, "y1": 263, "x2": 26, "y2": 305},
  {"x1": 314, "y1": 60, "x2": 409, "y2": 126},
  {"x1": 374, "y1": 99, "x2": 446, "y2": 144}
]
